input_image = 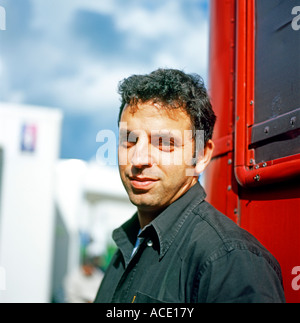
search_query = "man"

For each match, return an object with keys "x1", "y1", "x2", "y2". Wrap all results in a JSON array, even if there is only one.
[
  {"x1": 94, "y1": 68, "x2": 285, "y2": 303},
  {"x1": 64, "y1": 256, "x2": 104, "y2": 303}
]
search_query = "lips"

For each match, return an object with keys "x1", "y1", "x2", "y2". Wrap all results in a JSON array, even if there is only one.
[{"x1": 129, "y1": 176, "x2": 159, "y2": 190}]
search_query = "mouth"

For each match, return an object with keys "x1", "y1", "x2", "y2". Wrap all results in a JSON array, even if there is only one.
[{"x1": 128, "y1": 176, "x2": 159, "y2": 190}]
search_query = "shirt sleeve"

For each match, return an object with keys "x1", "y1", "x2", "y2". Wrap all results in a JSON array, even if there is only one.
[{"x1": 196, "y1": 248, "x2": 286, "y2": 303}]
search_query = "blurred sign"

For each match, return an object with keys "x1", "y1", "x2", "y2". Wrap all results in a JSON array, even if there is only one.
[{"x1": 20, "y1": 124, "x2": 37, "y2": 153}]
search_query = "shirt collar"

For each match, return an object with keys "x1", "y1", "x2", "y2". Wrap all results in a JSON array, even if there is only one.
[
  {"x1": 113, "y1": 182, "x2": 206, "y2": 264},
  {"x1": 112, "y1": 212, "x2": 141, "y2": 267},
  {"x1": 142, "y1": 182, "x2": 206, "y2": 259}
]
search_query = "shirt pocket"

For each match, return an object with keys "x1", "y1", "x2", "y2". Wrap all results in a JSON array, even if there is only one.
[{"x1": 133, "y1": 291, "x2": 168, "y2": 304}]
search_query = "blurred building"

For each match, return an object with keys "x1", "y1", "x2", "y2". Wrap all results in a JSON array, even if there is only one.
[
  {"x1": 0, "y1": 103, "x2": 62, "y2": 303},
  {"x1": 0, "y1": 102, "x2": 135, "y2": 303},
  {"x1": 52, "y1": 159, "x2": 135, "y2": 303}
]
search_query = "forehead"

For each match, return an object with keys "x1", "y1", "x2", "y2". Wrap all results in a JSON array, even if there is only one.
[{"x1": 120, "y1": 102, "x2": 192, "y2": 132}]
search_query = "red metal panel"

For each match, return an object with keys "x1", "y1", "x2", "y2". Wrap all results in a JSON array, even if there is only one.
[
  {"x1": 206, "y1": 0, "x2": 300, "y2": 303},
  {"x1": 204, "y1": 152, "x2": 239, "y2": 224},
  {"x1": 206, "y1": 0, "x2": 239, "y2": 222},
  {"x1": 239, "y1": 182, "x2": 300, "y2": 303},
  {"x1": 234, "y1": 0, "x2": 300, "y2": 188},
  {"x1": 234, "y1": 0, "x2": 300, "y2": 302},
  {"x1": 208, "y1": 0, "x2": 236, "y2": 142}
]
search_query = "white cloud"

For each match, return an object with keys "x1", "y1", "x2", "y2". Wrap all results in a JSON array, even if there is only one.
[
  {"x1": 0, "y1": 56, "x2": 26, "y2": 103},
  {"x1": 116, "y1": 2, "x2": 186, "y2": 39},
  {"x1": 2, "y1": 0, "x2": 209, "y2": 113},
  {"x1": 31, "y1": 0, "x2": 118, "y2": 33},
  {"x1": 50, "y1": 62, "x2": 132, "y2": 112}
]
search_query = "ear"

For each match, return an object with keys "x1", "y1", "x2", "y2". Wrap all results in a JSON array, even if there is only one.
[{"x1": 194, "y1": 139, "x2": 214, "y2": 175}]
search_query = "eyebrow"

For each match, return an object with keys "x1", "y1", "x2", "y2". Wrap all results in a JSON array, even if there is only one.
[
  {"x1": 120, "y1": 128, "x2": 183, "y2": 139},
  {"x1": 150, "y1": 130, "x2": 183, "y2": 142}
]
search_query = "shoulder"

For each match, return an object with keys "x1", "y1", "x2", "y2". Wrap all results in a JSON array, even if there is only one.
[
  {"x1": 183, "y1": 200, "x2": 282, "y2": 279},
  {"x1": 181, "y1": 201, "x2": 285, "y2": 302}
]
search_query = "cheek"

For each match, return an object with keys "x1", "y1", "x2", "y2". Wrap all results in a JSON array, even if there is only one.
[
  {"x1": 118, "y1": 160, "x2": 128, "y2": 184},
  {"x1": 118, "y1": 146, "x2": 128, "y2": 166},
  {"x1": 182, "y1": 143, "x2": 196, "y2": 166},
  {"x1": 160, "y1": 146, "x2": 195, "y2": 168},
  {"x1": 160, "y1": 164, "x2": 188, "y2": 184}
]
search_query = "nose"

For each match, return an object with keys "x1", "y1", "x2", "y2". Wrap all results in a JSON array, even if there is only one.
[{"x1": 130, "y1": 135, "x2": 153, "y2": 168}]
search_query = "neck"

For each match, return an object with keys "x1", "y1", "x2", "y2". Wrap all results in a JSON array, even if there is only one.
[
  {"x1": 137, "y1": 208, "x2": 164, "y2": 229},
  {"x1": 137, "y1": 178, "x2": 198, "y2": 229}
]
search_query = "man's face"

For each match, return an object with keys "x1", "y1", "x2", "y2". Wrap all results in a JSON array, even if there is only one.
[{"x1": 118, "y1": 101, "x2": 200, "y2": 216}]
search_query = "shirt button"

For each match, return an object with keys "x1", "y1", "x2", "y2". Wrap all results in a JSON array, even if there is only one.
[{"x1": 147, "y1": 240, "x2": 153, "y2": 247}]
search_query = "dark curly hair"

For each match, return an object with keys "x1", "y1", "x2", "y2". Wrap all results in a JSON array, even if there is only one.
[{"x1": 118, "y1": 68, "x2": 216, "y2": 145}]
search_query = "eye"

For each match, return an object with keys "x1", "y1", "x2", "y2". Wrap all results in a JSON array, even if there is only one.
[
  {"x1": 152, "y1": 136, "x2": 175, "y2": 152},
  {"x1": 119, "y1": 132, "x2": 138, "y2": 148}
]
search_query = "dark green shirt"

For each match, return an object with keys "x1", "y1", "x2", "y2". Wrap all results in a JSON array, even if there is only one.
[{"x1": 94, "y1": 183, "x2": 285, "y2": 303}]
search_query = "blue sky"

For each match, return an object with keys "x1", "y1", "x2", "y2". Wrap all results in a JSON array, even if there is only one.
[{"x1": 0, "y1": 0, "x2": 210, "y2": 160}]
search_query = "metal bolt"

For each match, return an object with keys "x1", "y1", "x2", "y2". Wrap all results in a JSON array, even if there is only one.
[
  {"x1": 250, "y1": 100, "x2": 254, "y2": 105},
  {"x1": 255, "y1": 165, "x2": 260, "y2": 169},
  {"x1": 262, "y1": 162, "x2": 267, "y2": 167},
  {"x1": 253, "y1": 174, "x2": 260, "y2": 182},
  {"x1": 249, "y1": 159, "x2": 254, "y2": 164},
  {"x1": 228, "y1": 159, "x2": 232, "y2": 165},
  {"x1": 290, "y1": 117, "x2": 296, "y2": 126},
  {"x1": 227, "y1": 185, "x2": 232, "y2": 191}
]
